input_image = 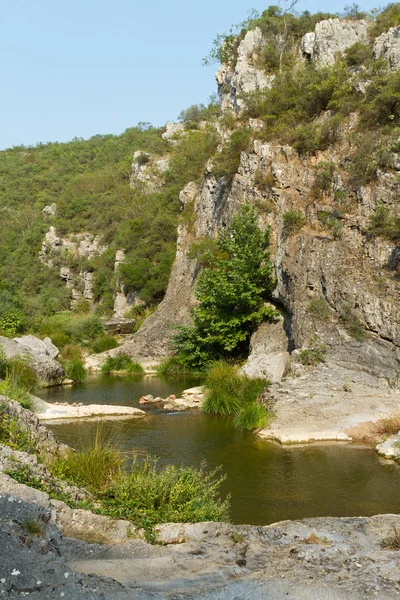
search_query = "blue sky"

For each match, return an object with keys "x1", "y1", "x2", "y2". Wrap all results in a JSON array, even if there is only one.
[{"x1": 1, "y1": 0, "x2": 379, "y2": 150}]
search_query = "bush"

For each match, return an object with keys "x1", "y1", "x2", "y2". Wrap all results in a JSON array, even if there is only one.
[
  {"x1": 368, "y1": 205, "x2": 400, "y2": 241},
  {"x1": 60, "y1": 344, "x2": 83, "y2": 361},
  {"x1": 340, "y1": 303, "x2": 367, "y2": 341},
  {"x1": 49, "y1": 333, "x2": 71, "y2": 350},
  {"x1": 298, "y1": 338, "x2": 328, "y2": 366},
  {"x1": 233, "y1": 402, "x2": 269, "y2": 432},
  {"x1": 212, "y1": 128, "x2": 251, "y2": 178},
  {"x1": 101, "y1": 354, "x2": 144, "y2": 375},
  {"x1": 283, "y1": 211, "x2": 306, "y2": 235},
  {"x1": 344, "y1": 42, "x2": 371, "y2": 67},
  {"x1": 91, "y1": 335, "x2": 119, "y2": 354},
  {"x1": 307, "y1": 298, "x2": 330, "y2": 322},
  {"x1": 63, "y1": 359, "x2": 87, "y2": 383},
  {"x1": 156, "y1": 356, "x2": 201, "y2": 377},
  {"x1": 102, "y1": 457, "x2": 230, "y2": 533}
]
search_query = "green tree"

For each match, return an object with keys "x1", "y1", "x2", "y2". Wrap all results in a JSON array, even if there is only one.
[{"x1": 172, "y1": 204, "x2": 278, "y2": 369}]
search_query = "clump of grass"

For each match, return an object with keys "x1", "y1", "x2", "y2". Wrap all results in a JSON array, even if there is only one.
[
  {"x1": 0, "y1": 354, "x2": 37, "y2": 409},
  {"x1": 156, "y1": 356, "x2": 201, "y2": 377},
  {"x1": 233, "y1": 402, "x2": 270, "y2": 432},
  {"x1": 282, "y1": 210, "x2": 305, "y2": 235},
  {"x1": 90, "y1": 335, "x2": 119, "y2": 354},
  {"x1": 21, "y1": 519, "x2": 44, "y2": 537},
  {"x1": 63, "y1": 359, "x2": 87, "y2": 383},
  {"x1": 101, "y1": 354, "x2": 144, "y2": 375},
  {"x1": 0, "y1": 410, "x2": 34, "y2": 452},
  {"x1": 374, "y1": 415, "x2": 400, "y2": 437},
  {"x1": 298, "y1": 338, "x2": 328, "y2": 366},
  {"x1": 50, "y1": 432, "x2": 123, "y2": 492},
  {"x1": 203, "y1": 361, "x2": 270, "y2": 431}
]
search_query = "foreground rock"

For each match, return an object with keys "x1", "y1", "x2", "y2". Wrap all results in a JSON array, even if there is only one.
[
  {"x1": 1, "y1": 483, "x2": 400, "y2": 599},
  {"x1": 0, "y1": 335, "x2": 64, "y2": 386}
]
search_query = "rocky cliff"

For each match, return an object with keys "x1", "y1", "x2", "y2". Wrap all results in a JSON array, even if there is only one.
[{"x1": 90, "y1": 17, "x2": 400, "y2": 439}]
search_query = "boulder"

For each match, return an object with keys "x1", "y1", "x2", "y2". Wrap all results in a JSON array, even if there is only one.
[
  {"x1": 13, "y1": 334, "x2": 59, "y2": 359},
  {"x1": 104, "y1": 318, "x2": 135, "y2": 334},
  {"x1": 0, "y1": 335, "x2": 64, "y2": 387},
  {"x1": 373, "y1": 25, "x2": 400, "y2": 70},
  {"x1": 240, "y1": 318, "x2": 290, "y2": 383}
]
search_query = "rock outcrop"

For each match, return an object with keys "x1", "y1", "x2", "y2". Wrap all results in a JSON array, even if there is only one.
[
  {"x1": 373, "y1": 25, "x2": 400, "y2": 70},
  {"x1": 0, "y1": 336, "x2": 64, "y2": 387},
  {"x1": 302, "y1": 18, "x2": 368, "y2": 65}
]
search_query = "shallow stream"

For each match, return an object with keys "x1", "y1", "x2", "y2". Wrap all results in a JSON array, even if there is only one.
[{"x1": 44, "y1": 375, "x2": 400, "y2": 525}]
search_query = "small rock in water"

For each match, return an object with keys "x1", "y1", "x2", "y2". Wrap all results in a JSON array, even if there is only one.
[
  {"x1": 164, "y1": 404, "x2": 174, "y2": 411},
  {"x1": 168, "y1": 394, "x2": 176, "y2": 401},
  {"x1": 72, "y1": 403, "x2": 77, "y2": 407}
]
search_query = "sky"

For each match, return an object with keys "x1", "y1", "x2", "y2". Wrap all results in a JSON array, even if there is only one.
[{"x1": 0, "y1": 0, "x2": 380, "y2": 150}]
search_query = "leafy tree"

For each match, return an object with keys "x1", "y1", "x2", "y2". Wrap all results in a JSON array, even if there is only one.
[{"x1": 172, "y1": 204, "x2": 278, "y2": 369}]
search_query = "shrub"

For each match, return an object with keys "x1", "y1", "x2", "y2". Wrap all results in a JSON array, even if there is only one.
[
  {"x1": 63, "y1": 359, "x2": 87, "y2": 383},
  {"x1": 101, "y1": 457, "x2": 230, "y2": 533},
  {"x1": 374, "y1": 415, "x2": 400, "y2": 437},
  {"x1": 344, "y1": 42, "x2": 371, "y2": 67},
  {"x1": 50, "y1": 434, "x2": 123, "y2": 492},
  {"x1": 340, "y1": 303, "x2": 367, "y2": 341},
  {"x1": 0, "y1": 375, "x2": 33, "y2": 410},
  {"x1": 212, "y1": 128, "x2": 251, "y2": 178},
  {"x1": 233, "y1": 402, "x2": 270, "y2": 432},
  {"x1": 298, "y1": 338, "x2": 328, "y2": 366},
  {"x1": 317, "y1": 211, "x2": 343, "y2": 238},
  {"x1": 283, "y1": 211, "x2": 305, "y2": 235},
  {"x1": 101, "y1": 354, "x2": 144, "y2": 375},
  {"x1": 368, "y1": 205, "x2": 400, "y2": 241},
  {"x1": 156, "y1": 356, "x2": 201, "y2": 377},
  {"x1": 307, "y1": 298, "x2": 330, "y2": 322},
  {"x1": 91, "y1": 335, "x2": 119, "y2": 354},
  {"x1": 0, "y1": 410, "x2": 33, "y2": 452},
  {"x1": 49, "y1": 333, "x2": 71, "y2": 350},
  {"x1": 313, "y1": 162, "x2": 336, "y2": 196}
]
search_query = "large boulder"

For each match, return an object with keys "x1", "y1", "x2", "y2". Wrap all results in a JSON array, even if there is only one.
[
  {"x1": 373, "y1": 25, "x2": 400, "y2": 70},
  {"x1": 13, "y1": 334, "x2": 59, "y2": 359},
  {"x1": 301, "y1": 18, "x2": 368, "y2": 66},
  {"x1": 240, "y1": 317, "x2": 290, "y2": 382},
  {"x1": 0, "y1": 335, "x2": 64, "y2": 387}
]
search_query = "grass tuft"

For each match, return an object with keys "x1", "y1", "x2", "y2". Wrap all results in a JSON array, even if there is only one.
[
  {"x1": 101, "y1": 354, "x2": 144, "y2": 375},
  {"x1": 233, "y1": 402, "x2": 270, "y2": 432}
]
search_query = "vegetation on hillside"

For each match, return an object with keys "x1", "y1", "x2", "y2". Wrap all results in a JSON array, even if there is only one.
[{"x1": 0, "y1": 121, "x2": 219, "y2": 338}]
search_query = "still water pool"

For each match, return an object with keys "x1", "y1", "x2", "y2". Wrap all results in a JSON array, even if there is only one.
[{"x1": 44, "y1": 375, "x2": 400, "y2": 525}]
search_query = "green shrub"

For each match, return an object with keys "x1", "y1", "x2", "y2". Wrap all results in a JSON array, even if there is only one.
[
  {"x1": 101, "y1": 354, "x2": 144, "y2": 375},
  {"x1": 368, "y1": 205, "x2": 400, "y2": 240},
  {"x1": 313, "y1": 162, "x2": 336, "y2": 196},
  {"x1": 60, "y1": 344, "x2": 83, "y2": 361},
  {"x1": 233, "y1": 402, "x2": 269, "y2": 432},
  {"x1": 212, "y1": 128, "x2": 251, "y2": 178},
  {"x1": 298, "y1": 338, "x2": 328, "y2": 366},
  {"x1": 340, "y1": 303, "x2": 367, "y2": 342},
  {"x1": 317, "y1": 211, "x2": 343, "y2": 238},
  {"x1": 283, "y1": 211, "x2": 306, "y2": 235},
  {"x1": 156, "y1": 356, "x2": 201, "y2": 377},
  {"x1": 102, "y1": 457, "x2": 230, "y2": 533},
  {"x1": 0, "y1": 375, "x2": 33, "y2": 410},
  {"x1": 0, "y1": 410, "x2": 34, "y2": 452},
  {"x1": 6, "y1": 356, "x2": 37, "y2": 393},
  {"x1": 307, "y1": 298, "x2": 330, "y2": 322},
  {"x1": 91, "y1": 335, "x2": 119, "y2": 354},
  {"x1": 344, "y1": 42, "x2": 371, "y2": 67},
  {"x1": 63, "y1": 359, "x2": 87, "y2": 383},
  {"x1": 49, "y1": 333, "x2": 71, "y2": 350}
]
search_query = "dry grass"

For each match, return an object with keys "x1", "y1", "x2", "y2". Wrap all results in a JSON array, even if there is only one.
[
  {"x1": 373, "y1": 415, "x2": 400, "y2": 437},
  {"x1": 302, "y1": 532, "x2": 329, "y2": 546}
]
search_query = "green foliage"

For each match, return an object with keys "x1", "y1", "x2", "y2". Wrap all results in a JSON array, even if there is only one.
[
  {"x1": 212, "y1": 128, "x2": 251, "y2": 178},
  {"x1": 298, "y1": 338, "x2": 328, "y2": 366},
  {"x1": 172, "y1": 205, "x2": 278, "y2": 370},
  {"x1": 340, "y1": 303, "x2": 367, "y2": 341},
  {"x1": 0, "y1": 410, "x2": 34, "y2": 452},
  {"x1": 317, "y1": 211, "x2": 343, "y2": 238},
  {"x1": 63, "y1": 359, "x2": 87, "y2": 383},
  {"x1": 369, "y1": 3, "x2": 400, "y2": 38},
  {"x1": 178, "y1": 97, "x2": 221, "y2": 124},
  {"x1": 233, "y1": 402, "x2": 270, "y2": 432},
  {"x1": 203, "y1": 361, "x2": 269, "y2": 431},
  {"x1": 368, "y1": 205, "x2": 400, "y2": 240},
  {"x1": 50, "y1": 435, "x2": 123, "y2": 492},
  {"x1": 283, "y1": 211, "x2": 306, "y2": 235},
  {"x1": 40, "y1": 313, "x2": 105, "y2": 346},
  {"x1": 313, "y1": 162, "x2": 336, "y2": 196},
  {"x1": 344, "y1": 42, "x2": 371, "y2": 67},
  {"x1": 0, "y1": 353, "x2": 37, "y2": 409},
  {"x1": 349, "y1": 134, "x2": 391, "y2": 186},
  {"x1": 90, "y1": 335, "x2": 119, "y2": 354},
  {"x1": 101, "y1": 354, "x2": 144, "y2": 375},
  {"x1": 156, "y1": 356, "x2": 202, "y2": 377},
  {"x1": 307, "y1": 298, "x2": 330, "y2": 322},
  {"x1": 50, "y1": 433, "x2": 230, "y2": 538}
]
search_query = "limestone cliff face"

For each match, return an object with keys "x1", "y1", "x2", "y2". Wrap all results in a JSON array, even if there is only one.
[{"x1": 107, "y1": 18, "x2": 400, "y2": 387}]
